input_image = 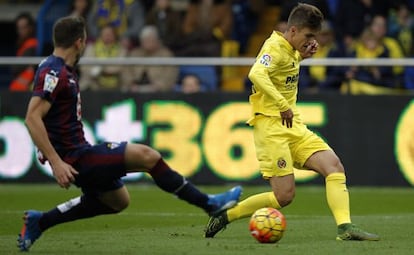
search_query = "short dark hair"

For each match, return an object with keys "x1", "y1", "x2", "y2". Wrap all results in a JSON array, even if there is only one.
[
  {"x1": 287, "y1": 3, "x2": 324, "y2": 31},
  {"x1": 15, "y1": 12, "x2": 36, "y2": 37},
  {"x1": 15, "y1": 12, "x2": 35, "y2": 28},
  {"x1": 53, "y1": 16, "x2": 86, "y2": 49}
]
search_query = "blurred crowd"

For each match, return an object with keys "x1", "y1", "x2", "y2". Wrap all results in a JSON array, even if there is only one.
[{"x1": 5, "y1": 0, "x2": 414, "y2": 94}]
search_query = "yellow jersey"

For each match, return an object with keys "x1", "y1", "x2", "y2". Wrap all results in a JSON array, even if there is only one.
[{"x1": 248, "y1": 31, "x2": 302, "y2": 121}]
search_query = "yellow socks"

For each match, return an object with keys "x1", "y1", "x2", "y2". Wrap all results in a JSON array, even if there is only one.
[
  {"x1": 325, "y1": 172, "x2": 351, "y2": 225},
  {"x1": 226, "y1": 172, "x2": 351, "y2": 226},
  {"x1": 227, "y1": 192, "x2": 281, "y2": 222}
]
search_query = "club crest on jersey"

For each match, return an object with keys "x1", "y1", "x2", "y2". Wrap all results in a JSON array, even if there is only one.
[
  {"x1": 259, "y1": 54, "x2": 272, "y2": 67},
  {"x1": 107, "y1": 142, "x2": 120, "y2": 150},
  {"x1": 277, "y1": 158, "x2": 287, "y2": 169},
  {"x1": 44, "y1": 73, "x2": 59, "y2": 92}
]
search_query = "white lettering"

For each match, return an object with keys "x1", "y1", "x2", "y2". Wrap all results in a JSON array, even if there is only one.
[{"x1": 96, "y1": 99, "x2": 143, "y2": 142}]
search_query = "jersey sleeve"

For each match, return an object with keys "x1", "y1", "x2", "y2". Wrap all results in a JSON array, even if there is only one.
[
  {"x1": 248, "y1": 44, "x2": 290, "y2": 112},
  {"x1": 33, "y1": 68, "x2": 63, "y2": 103}
]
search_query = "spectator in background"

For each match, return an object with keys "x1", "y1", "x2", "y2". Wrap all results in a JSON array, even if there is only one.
[
  {"x1": 145, "y1": 0, "x2": 182, "y2": 53},
  {"x1": 344, "y1": 28, "x2": 396, "y2": 93},
  {"x1": 177, "y1": 74, "x2": 203, "y2": 94},
  {"x1": 388, "y1": 3, "x2": 414, "y2": 90},
  {"x1": 174, "y1": 0, "x2": 233, "y2": 92},
  {"x1": 369, "y1": 14, "x2": 405, "y2": 86},
  {"x1": 388, "y1": 3, "x2": 414, "y2": 57},
  {"x1": 230, "y1": 0, "x2": 262, "y2": 55},
  {"x1": 175, "y1": 0, "x2": 233, "y2": 57},
  {"x1": 69, "y1": 0, "x2": 92, "y2": 19},
  {"x1": 9, "y1": 12, "x2": 38, "y2": 91},
  {"x1": 79, "y1": 25, "x2": 127, "y2": 91},
  {"x1": 334, "y1": 0, "x2": 392, "y2": 53},
  {"x1": 299, "y1": 21, "x2": 345, "y2": 92},
  {"x1": 69, "y1": 0, "x2": 93, "y2": 47},
  {"x1": 123, "y1": 25, "x2": 179, "y2": 92},
  {"x1": 87, "y1": 0, "x2": 145, "y2": 50}
]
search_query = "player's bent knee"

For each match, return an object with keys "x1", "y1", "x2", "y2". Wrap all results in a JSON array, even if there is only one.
[
  {"x1": 274, "y1": 190, "x2": 295, "y2": 207},
  {"x1": 308, "y1": 150, "x2": 345, "y2": 176},
  {"x1": 99, "y1": 187, "x2": 131, "y2": 212},
  {"x1": 329, "y1": 155, "x2": 345, "y2": 174},
  {"x1": 108, "y1": 197, "x2": 130, "y2": 212},
  {"x1": 116, "y1": 199, "x2": 130, "y2": 212},
  {"x1": 336, "y1": 159, "x2": 345, "y2": 172},
  {"x1": 277, "y1": 196, "x2": 294, "y2": 207},
  {"x1": 125, "y1": 143, "x2": 161, "y2": 169}
]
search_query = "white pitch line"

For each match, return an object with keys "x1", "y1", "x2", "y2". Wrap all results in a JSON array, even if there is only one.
[{"x1": 3, "y1": 210, "x2": 413, "y2": 219}]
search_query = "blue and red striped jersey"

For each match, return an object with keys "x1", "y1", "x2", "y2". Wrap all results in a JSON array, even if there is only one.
[{"x1": 32, "y1": 55, "x2": 90, "y2": 157}]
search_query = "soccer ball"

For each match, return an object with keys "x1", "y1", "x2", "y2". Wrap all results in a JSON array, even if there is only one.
[{"x1": 249, "y1": 207, "x2": 287, "y2": 243}]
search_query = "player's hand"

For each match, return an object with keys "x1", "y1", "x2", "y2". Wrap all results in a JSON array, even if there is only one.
[
  {"x1": 280, "y1": 109, "x2": 294, "y2": 128},
  {"x1": 50, "y1": 160, "x2": 79, "y2": 189},
  {"x1": 301, "y1": 40, "x2": 318, "y2": 59}
]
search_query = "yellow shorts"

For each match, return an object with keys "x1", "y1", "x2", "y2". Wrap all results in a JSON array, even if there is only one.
[{"x1": 248, "y1": 114, "x2": 331, "y2": 179}]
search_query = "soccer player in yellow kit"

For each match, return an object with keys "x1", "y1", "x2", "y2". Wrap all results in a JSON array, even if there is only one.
[{"x1": 205, "y1": 3, "x2": 379, "y2": 241}]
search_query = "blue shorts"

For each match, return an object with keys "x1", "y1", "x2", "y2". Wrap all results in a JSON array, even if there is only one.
[{"x1": 65, "y1": 142, "x2": 128, "y2": 196}]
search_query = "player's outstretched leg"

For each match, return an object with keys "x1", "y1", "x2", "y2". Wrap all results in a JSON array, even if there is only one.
[
  {"x1": 149, "y1": 158, "x2": 242, "y2": 215},
  {"x1": 17, "y1": 210, "x2": 43, "y2": 251},
  {"x1": 336, "y1": 223, "x2": 380, "y2": 241}
]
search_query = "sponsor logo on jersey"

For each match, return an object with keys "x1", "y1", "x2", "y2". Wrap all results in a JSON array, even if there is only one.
[
  {"x1": 44, "y1": 73, "x2": 59, "y2": 92},
  {"x1": 285, "y1": 74, "x2": 299, "y2": 84},
  {"x1": 49, "y1": 70, "x2": 58, "y2": 76},
  {"x1": 259, "y1": 54, "x2": 272, "y2": 67},
  {"x1": 107, "y1": 142, "x2": 121, "y2": 149}
]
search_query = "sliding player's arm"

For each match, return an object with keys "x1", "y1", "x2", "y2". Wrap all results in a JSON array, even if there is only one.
[{"x1": 25, "y1": 96, "x2": 78, "y2": 188}]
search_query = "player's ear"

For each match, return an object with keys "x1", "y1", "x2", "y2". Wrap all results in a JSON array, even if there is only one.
[
  {"x1": 290, "y1": 26, "x2": 297, "y2": 35},
  {"x1": 74, "y1": 38, "x2": 80, "y2": 48},
  {"x1": 75, "y1": 37, "x2": 84, "y2": 50}
]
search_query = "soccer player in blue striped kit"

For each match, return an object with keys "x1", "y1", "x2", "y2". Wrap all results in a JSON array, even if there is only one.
[{"x1": 17, "y1": 16, "x2": 242, "y2": 252}]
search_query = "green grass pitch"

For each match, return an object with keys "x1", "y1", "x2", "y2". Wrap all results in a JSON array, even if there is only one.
[{"x1": 1, "y1": 184, "x2": 413, "y2": 255}]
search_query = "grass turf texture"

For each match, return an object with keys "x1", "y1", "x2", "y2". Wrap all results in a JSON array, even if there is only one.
[{"x1": 1, "y1": 184, "x2": 413, "y2": 255}]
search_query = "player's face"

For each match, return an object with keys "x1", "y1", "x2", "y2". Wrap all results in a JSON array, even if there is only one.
[
  {"x1": 79, "y1": 30, "x2": 87, "y2": 55},
  {"x1": 291, "y1": 26, "x2": 317, "y2": 52},
  {"x1": 74, "y1": 30, "x2": 87, "y2": 66},
  {"x1": 16, "y1": 18, "x2": 32, "y2": 39}
]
